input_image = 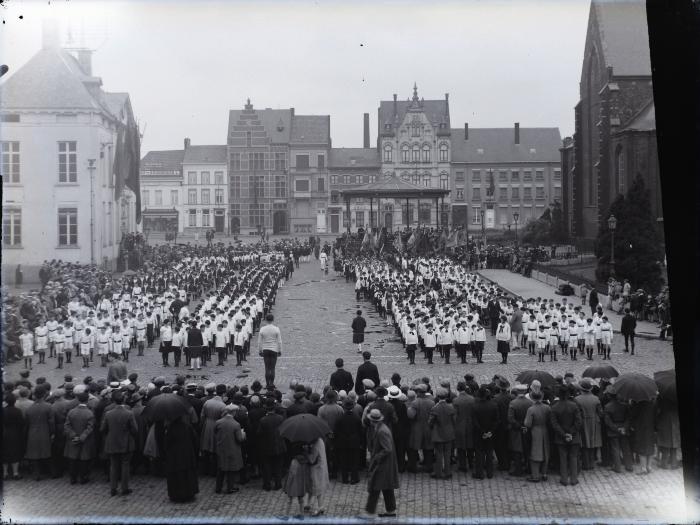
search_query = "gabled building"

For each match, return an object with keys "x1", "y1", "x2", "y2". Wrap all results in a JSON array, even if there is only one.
[
  {"x1": 1, "y1": 29, "x2": 140, "y2": 281},
  {"x1": 571, "y1": 0, "x2": 662, "y2": 240},
  {"x1": 377, "y1": 85, "x2": 452, "y2": 228},
  {"x1": 227, "y1": 100, "x2": 292, "y2": 235},
  {"x1": 450, "y1": 124, "x2": 562, "y2": 232}
]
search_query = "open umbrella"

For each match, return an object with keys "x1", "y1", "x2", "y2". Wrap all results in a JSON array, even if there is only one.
[
  {"x1": 279, "y1": 413, "x2": 331, "y2": 443},
  {"x1": 582, "y1": 364, "x2": 619, "y2": 380},
  {"x1": 515, "y1": 370, "x2": 557, "y2": 388},
  {"x1": 144, "y1": 393, "x2": 191, "y2": 422},
  {"x1": 610, "y1": 373, "x2": 658, "y2": 402},
  {"x1": 654, "y1": 369, "x2": 676, "y2": 404}
]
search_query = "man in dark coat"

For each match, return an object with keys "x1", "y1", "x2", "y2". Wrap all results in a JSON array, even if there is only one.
[
  {"x1": 452, "y1": 382, "x2": 475, "y2": 472},
  {"x1": 387, "y1": 386, "x2": 409, "y2": 473},
  {"x1": 363, "y1": 409, "x2": 399, "y2": 518},
  {"x1": 100, "y1": 391, "x2": 138, "y2": 496},
  {"x1": 335, "y1": 398, "x2": 364, "y2": 484},
  {"x1": 588, "y1": 288, "x2": 599, "y2": 315},
  {"x1": 330, "y1": 358, "x2": 354, "y2": 393},
  {"x1": 507, "y1": 384, "x2": 533, "y2": 476},
  {"x1": 493, "y1": 379, "x2": 514, "y2": 471},
  {"x1": 51, "y1": 384, "x2": 79, "y2": 478},
  {"x1": 406, "y1": 385, "x2": 435, "y2": 473},
  {"x1": 286, "y1": 390, "x2": 313, "y2": 417},
  {"x1": 25, "y1": 385, "x2": 55, "y2": 480},
  {"x1": 487, "y1": 299, "x2": 501, "y2": 336},
  {"x1": 351, "y1": 310, "x2": 367, "y2": 354},
  {"x1": 186, "y1": 321, "x2": 204, "y2": 369},
  {"x1": 257, "y1": 398, "x2": 286, "y2": 491},
  {"x1": 107, "y1": 360, "x2": 128, "y2": 384},
  {"x1": 63, "y1": 391, "x2": 95, "y2": 484},
  {"x1": 355, "y1": 351, "x2": 380, "y2": 396},
  {"x1": 602, "y1": 387, "x2": 633, "y2": 473},
  {"x1": 620, "y1": 308, "x2": 637, "y2": 355},
  {"x1": 550, "y1": 385, "x2": 583, "y2": 485},
  {"x1": 471, "y1": 386, "x2": 499, "y2": 479},
  {"x1": 428, "y1": 388, "x2": 456, "y2": 479}
]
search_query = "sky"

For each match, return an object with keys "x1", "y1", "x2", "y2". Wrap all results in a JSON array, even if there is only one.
[{"x1": 1, "y1": 0, "x2": 592, "y2": 153}]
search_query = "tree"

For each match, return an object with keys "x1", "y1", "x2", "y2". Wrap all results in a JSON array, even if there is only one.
[
  {"x1": 521, "y1": 217, "x2": 551, "y2": 245},
  {"x1": 550, "y1": 201, "x2": 568, "y2": 243},
  {"x1": 595, "y1": 175, "x2": 665, "y2": 293}
]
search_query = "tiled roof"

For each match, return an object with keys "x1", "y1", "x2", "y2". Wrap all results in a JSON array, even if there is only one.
[
  {"x1": 341, "y1": 173, "x2": 448, "y2": 198},
  {"x1": 593, "y1": 0, "x2": 651, "y2": 77},
  {"x1": 378, "y1": 99, "x2": 450, "y2": 131},
  {"x1": 140, "y1": 150, "x2": 184, "y2": 174},
  {"x1": 0, "y1": 47, "x2": 108, "y2": 111},
  {"x1": 291, "y1": 115, "x2": 330, "y2": 144},
  {"x1": 227, "y1": 108, "x2": 292, "y2": 144},
  {"x1": 619, "y1": 99, "x2": 655, "y2": 132},
  {"x1": 183, "y1": 145, "x2": 227, "y2": 164},
  {"x1": 329, "y1": 147, "x2": 380, "y2": 168},
  {"x1": 450, "y1": 127, "x2": 561, "y2": 163}
]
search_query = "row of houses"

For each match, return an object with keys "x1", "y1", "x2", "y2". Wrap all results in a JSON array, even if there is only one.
[{"x1": 141, "y1": 89, "x2": 563, "y2": 237}]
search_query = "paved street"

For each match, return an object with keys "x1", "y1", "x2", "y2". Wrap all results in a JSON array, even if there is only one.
[{"x1": 2, "y1": 259, "x2": 686, "y2": 523}]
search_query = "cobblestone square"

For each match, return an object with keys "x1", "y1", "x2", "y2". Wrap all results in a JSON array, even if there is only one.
[{"x1": 2, "y1": 260, "x2": 687, "y2": 523}]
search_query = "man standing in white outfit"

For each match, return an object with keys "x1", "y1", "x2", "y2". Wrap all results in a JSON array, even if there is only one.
[{"x1": 257, "y1": 314, "x2": 283, "y2": 388}]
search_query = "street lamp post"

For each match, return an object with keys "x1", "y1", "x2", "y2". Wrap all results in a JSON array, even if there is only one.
[
  {"x1": 608, "y1": 214, "x2": 617, "y2": 277},
  {"x1": 513, "y1": 212, "x2": 520, "y2": 247}
]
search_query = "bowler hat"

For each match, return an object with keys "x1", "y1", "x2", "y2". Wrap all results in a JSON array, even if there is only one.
[{"x1": 367, "y1": 408, "x2": 384, "y2": 422}]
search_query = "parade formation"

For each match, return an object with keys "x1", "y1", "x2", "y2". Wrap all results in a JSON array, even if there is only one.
[{"x1": 1, "y1": 232, "x2": 680, "y2": 521}]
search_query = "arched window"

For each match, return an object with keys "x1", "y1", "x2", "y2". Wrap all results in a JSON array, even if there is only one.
[
  {"x1": 411, "y1": 172, "x2": 421, "y2": 185},
  {"x1": 401, "y1": 144, "x2": 410, "y2": 163},
  {"x1": 412, "y1": 144, "x2": 420, "y2": 163},
  {"x1": 440, "y1": 171, "x2": 449, "y2": 190},
  {"x1": 615, "y1": 145, "x2": 625, "y2": 195},
  {"x1": 421, "y1": 144, "x2": 431, "y2": 163},
  {"x1": 383, "y1": 171, "x2": 392, "y2": 179},
  {"x1": 439, "y1": 143, "x2": 449, "y2": 162},
  {"x1": 383, "y1": 143, "x2": 393, "y2": 163},
  {"x1": 423, "y1": 172, "x2": 431, "y2": 187},
  {"x1": 401, "y1": 171, "x2": 410, "y2": 181}
]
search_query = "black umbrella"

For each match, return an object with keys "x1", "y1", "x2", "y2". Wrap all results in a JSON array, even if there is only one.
[
  {"x1": 515, "y1": 370, "x2": 557, "y2": 388},
  {"x1": 279, "y1": 413, "x2": 331, "y2": 443},
  {"x1": 144, "y1": 393, "x2": 191, "y2": 421},
  {"x1": 582, "y1": 364, "x2": 619, "y2": 380},
  {"x1": 654, "y1": 369, "x2": 677, "y2": 404},
  {"x1": 610, "y1": 373, "x2": 658, "y2": 402}
]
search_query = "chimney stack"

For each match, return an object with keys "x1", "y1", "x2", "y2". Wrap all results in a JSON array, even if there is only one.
[
  {"x1": 363, "y1": 113, "x2": 370, "y2": 148},
  {"x1": 514, "y1": 122, "x2": 520, "y2": 145},
  {"x1": 77, "y1": 49, "x2": 92, "y2": 76},
  {"x1": 184, "y1": 138, "x2": 191, "y2": 149},
  {"x1": 464, "y1": 123, "x2": 469, "y2": 140},
  {"x1": 393, "y1": 93, "x2": 398, "y2": 118},
  {"x1": 42, "y1": 18, "x2": 61, "y2": 49}
]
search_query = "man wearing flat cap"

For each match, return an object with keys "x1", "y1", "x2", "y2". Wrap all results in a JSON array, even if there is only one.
[
  {"x1": 428, "y1": 388, "x2": 456, "y2": 479},
  {"x1": 406, "y1": 383, "x2": 435, "y2": 473}
]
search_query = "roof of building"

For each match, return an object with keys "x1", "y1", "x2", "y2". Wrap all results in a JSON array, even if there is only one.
[
  {"x1": 183, "y1": 145, "x2": 227, "y2": 164},
  {"x1": 340, "y1": 173, "x2": 448, "y2": 199},
  {"x1": 619, "y1": 98, "x2": 655, "y2": 132},
  {"x1": 378, "y1": 86, "x2": 450, "y2": 131},
  {"x1": 329, "y1": 147, "x2": 380, "y2": 168},
  {"x1": 140, "y1": 150, "x2": 184, "y2": 173},
  {"x1": 593, "y1": 0, "x2": 651, "y2": 77},
  {"x1": 450, "y1": 127, "x2": 561, "y2": 163},
  {"x1": 227, "y1": 107, "x2": 293, "y2": 144},
  {"x1": 0, "y1": 46, "x2": 123, "y2": 118},
  {"x1": 291, "y1": 115, "x2": 330, "y2": 144}
]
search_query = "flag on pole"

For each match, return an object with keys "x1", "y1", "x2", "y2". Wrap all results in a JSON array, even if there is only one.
[
  {"x1": 361, "y1": 230, "x2": 371, "y2": 251},
  {"x1": 393, "y1": 233, "x2": 403, "y2": 253}
]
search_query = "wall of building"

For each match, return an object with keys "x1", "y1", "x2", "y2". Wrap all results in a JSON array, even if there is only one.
[
  {"x1": 289, "y1": 146, "x2": 329, "y2": 234},
  {"x1": 182, "y1": 163, "x2": 228, "y2": 233},
  {"x1": 2, "y1": 111, "x2": 123, "y2": 282}
]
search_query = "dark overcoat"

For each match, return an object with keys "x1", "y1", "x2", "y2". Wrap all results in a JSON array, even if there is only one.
[
  {"x1": 367, "y1": 422, "x2": 400, "y2": 491},
  {"x1": 213, "y1": 415, "x2": 244, "y2": 471},
  {"x1": 64, "y1": 405, "x2": 96, "y2": 460},
  {"x1": 452, "y1": 392, "x2": 475, "y2": 450},
  {"x1": 25, "y1": 400, "x2": 55, "y2": 460}
]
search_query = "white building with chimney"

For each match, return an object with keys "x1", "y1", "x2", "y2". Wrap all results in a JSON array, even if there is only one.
[{"x1": 0, "y1": 25, "x2": 140, "y2": 282}]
